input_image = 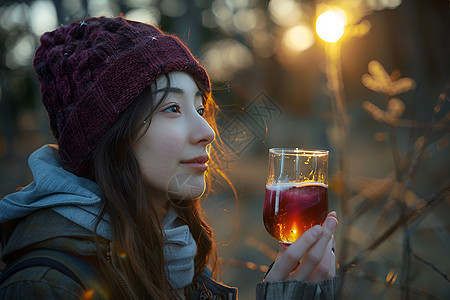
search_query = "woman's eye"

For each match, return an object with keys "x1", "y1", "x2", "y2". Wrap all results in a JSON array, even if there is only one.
[
  {"x1": 163, "y1": 105, "x2": 181, "y2": 114},
  {"x1": 197, "y1": 107, "x2": 205, "y2": 116}
]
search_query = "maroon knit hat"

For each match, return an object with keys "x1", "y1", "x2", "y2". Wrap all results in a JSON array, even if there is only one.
[{"x1": 33, "y1": 16, "x2": 210, "y2": 175}]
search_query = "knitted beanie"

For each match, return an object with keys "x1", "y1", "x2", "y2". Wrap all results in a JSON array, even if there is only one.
[{"x1": 33, "y1": 16, "x2": 210, "y2": 175}]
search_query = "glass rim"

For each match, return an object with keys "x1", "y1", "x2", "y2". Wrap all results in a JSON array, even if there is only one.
[{"x1": 269, "y1": 148, "x2": 329, "y2": 156}]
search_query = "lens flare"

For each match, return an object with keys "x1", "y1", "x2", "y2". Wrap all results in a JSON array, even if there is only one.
[{"x1": 316, "y1": 9, "x2": 346, "y2": 43}]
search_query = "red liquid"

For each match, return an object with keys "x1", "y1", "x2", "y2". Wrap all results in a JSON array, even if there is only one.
[{"x1": 263, "y1": 183, "x2": 328, "y2": 244}]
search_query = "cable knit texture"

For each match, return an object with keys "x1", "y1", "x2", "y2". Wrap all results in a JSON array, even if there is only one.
[{"x1": 33, "y1": 16, "x2": 210, "y2": 175}]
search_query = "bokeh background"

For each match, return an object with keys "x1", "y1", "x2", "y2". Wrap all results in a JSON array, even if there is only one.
[{"x1": 0, "y1": 0, "x2": 448, "y2": 299}]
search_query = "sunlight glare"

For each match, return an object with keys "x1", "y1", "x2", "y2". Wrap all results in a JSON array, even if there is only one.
[{"x1": 316, "y1": 9, "x2": 346, "y2": 43}]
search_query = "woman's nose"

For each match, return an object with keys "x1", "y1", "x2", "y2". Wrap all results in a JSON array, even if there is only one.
[{"x1": 191, "y1": 114, "x2": 215, "y2": 146}]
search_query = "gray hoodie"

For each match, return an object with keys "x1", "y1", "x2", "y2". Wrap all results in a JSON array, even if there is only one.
[{"x1": 0, "y1": 145, "x2": 110, "y2": 239}]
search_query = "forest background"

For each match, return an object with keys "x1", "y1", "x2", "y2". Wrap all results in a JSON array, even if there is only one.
[{"x1": 0, "y1": 0, "x2": 448, "y2": 299}]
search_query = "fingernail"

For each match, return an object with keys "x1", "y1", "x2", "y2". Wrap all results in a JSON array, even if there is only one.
[
  {"x1": 311, "y1": 225, "x2": 323, "y2": 237},
  {"x1": 326, "y1": 217, "x2": 337, "y2": 231}
]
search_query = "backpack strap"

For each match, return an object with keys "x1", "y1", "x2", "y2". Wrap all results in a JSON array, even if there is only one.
[
  {"x1": 189, "y1": 269, "x2": 238, "y2": 300},
  {"x1": 0, "y1": 249, "x2": 108, "y2": 298}
]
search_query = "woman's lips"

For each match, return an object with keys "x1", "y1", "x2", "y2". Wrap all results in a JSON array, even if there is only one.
[
  {"x1": 180, "y1": 156, "x2": 209, "y2": 171},
  {"x1": 182, "y1": 163, "x2": 208, "y2": 171}
]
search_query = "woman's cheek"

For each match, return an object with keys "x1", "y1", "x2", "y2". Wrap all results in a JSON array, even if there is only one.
[{"x1": 140, "y1": 133, "x2": 186, "y2": 187}]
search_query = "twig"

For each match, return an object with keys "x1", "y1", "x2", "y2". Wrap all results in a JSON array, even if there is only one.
[
  {"x1": 412, "y1": 251, "x2": 449, "y2": 283},
  {"x1": 325, "y1": 42, "x2": 352, "y2": 296},
  {"x1": 341, "y1": 184, "x2": 450, "y2": 273},
  {"x1": 386, "y1": 90, "x2": 402, "y2": 182},
  {"x1": 346, "y1": 266, "x2": 446, "y2": 300},
  {"x1": 407, "y1": 91, "x2": 449, "y2": 186},
  {"x1": 414, "y1": 225, "x2": 450, "y2": 234},
  {"x1": 395, "y1": 90, "x2": 449, "y2": 298},
  {"x1": 400, "y1": 226, "x2": 412, "y2": 300},
  {"x1": 394, "y1": 119, "x2": 450, "y2": 131},
  {"x1": 219, "y1": 257, "x2": 269, "y2": 273},
  {"x1": 389, "y1": 125, "x2": 401, "y2": 181}
]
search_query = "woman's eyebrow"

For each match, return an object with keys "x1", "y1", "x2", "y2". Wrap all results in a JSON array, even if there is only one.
[{"x1": 154, "y1": 87, "x2": 202, "y2": 97}]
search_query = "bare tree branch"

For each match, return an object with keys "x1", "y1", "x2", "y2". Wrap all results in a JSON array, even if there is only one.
[
  {"x1": 346, "y1": 266, "x2": 446, "y2": 300},
  {"x1": 412, "y1": 251, "x2": 449, "y2": 283},
  {"x1": 341, "y1": 184, "x2": 450, "y2": 273}
]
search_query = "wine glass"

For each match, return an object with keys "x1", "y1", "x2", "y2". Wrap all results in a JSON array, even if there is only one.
[{"x1": 263, "y1": 148, "x2": 329, "y2": 245}]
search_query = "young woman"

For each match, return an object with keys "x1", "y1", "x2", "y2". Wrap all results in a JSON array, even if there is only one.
[{"x1": 0, "y1": 17, "x2": 338, "y2": 299}]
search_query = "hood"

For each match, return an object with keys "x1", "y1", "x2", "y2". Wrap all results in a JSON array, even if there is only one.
[
  {"x1": 0, "y1": 144, "x2": 112, "y2": 240},
  {"x1": 1, "y1": 208, "x2": 106, "y2": 260}
]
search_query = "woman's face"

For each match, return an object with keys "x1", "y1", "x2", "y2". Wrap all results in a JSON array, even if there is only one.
[{"x1": 134, "y1": 72, "x2": 215, "y2": 201}]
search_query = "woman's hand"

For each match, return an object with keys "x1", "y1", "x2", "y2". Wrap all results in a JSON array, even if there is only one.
[{"x1": 265, "y1": 211, "x2": 338, "y2": 283}]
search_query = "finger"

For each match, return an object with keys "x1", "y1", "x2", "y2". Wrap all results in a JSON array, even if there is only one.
[
  {"x1": 292, "y1": 214, "x2": 338, "y2": 281},
  {"x1": 328, "y1": 238, "x2": 336, "y2": 278},
  {"x1": 276, "y1": 243, "x2": 289, "y2": 260},
  {"x1": 308, "y1": 236, "x2": 335, "y2": 282},
  {"x1": 265, "y1": 225, "x2": 323, "y2": 282}
]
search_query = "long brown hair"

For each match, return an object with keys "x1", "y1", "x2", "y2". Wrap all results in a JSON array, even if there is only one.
[{"x1": 83, "y1": 74, "x2": 221, "y2": 299}]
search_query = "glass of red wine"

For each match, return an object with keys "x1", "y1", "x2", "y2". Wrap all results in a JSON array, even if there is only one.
[{"x1": 263, "y1": 148, "x2": 329, "y2": 245}]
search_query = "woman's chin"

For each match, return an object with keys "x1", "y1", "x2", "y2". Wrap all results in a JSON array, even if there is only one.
[{"x1": 167, "y1": 173, "x2": 205, "y2": 201}]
